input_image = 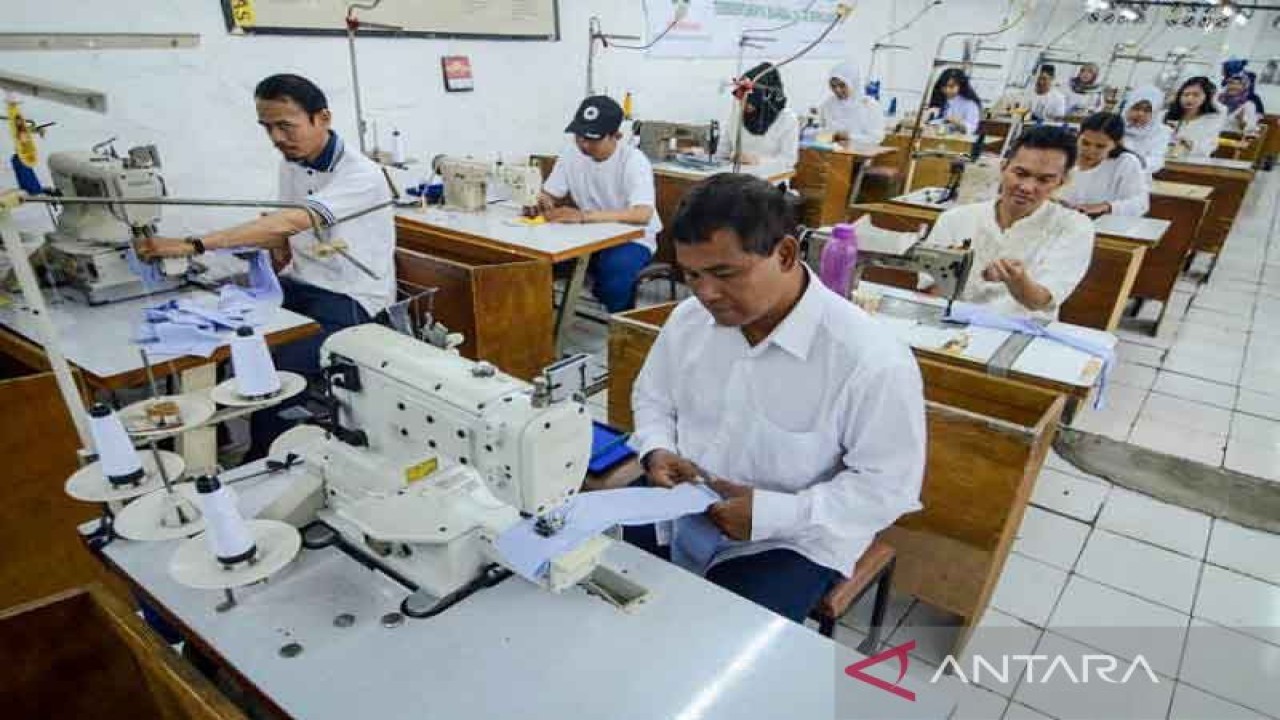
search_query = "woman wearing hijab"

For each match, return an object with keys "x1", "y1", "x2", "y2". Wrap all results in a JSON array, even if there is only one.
[
  {"x1": 724, "y1": 62, "x2": 800, "y2": 169},
  {"x1": 1219, "y1": 74, "x2": 1261, "y2": 135},
  {"x1": 1124, "y1": 85, "x2": 1173, "y2": 175},
  {"x1": 1059, "y1": 112, "x2": 1150, "y2": 217},
  {"x1": 817, "y1": 62, "x2": 886, "y2": 146},
  {"x1": 926, "y1": 68, "x2": 982, "y2": 135},
  {"x1": 1165, "y1": 77, "x2": 1224, "y2": 159},
  {"x1": 1065, "y1": 62, "x2": 1102, "y2": 115}
]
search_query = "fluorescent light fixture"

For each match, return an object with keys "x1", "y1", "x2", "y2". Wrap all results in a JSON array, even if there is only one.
[
  {"x1": 1119, "y1": 6, "x2": 1139, "y2": 20},
  {"x1": 1234, "y1": 11, "x2": 1249, "y2": 25},
  {"x1": 1221, "y1": 4, "x2": 1235, "y2": 16}
]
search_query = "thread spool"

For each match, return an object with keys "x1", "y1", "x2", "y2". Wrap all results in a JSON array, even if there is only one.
[
  {"x1": 195, "y1": 475, "x2": 258, "y2": 567},
  {"x1": 88, "y1": 403, "x2": 144, "y2": 487},
  {"x1": 230, "y1": 326, "x2": 281, "y2": 400}
]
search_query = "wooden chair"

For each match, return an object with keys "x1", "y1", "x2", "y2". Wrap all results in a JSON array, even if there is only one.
[{"x1": 809, "y1": 538, "x2": 897, "y2": 654}]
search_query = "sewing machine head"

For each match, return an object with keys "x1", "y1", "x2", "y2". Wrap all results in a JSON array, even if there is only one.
[
  {"x1": 264, "y1": 324, "x2": 600, "y2": 601},
  {"x1": 438, "y1": 156, "x2": 491, "y2": 212},
  {"x1": 800, "y1": 222, "x2": 974, "y2": 306},
  {"x1": 494, "y1": 163, "x2": 543, "y2": 211},
  {"x1": 634, "y1": 120, "x2": 720, "y2": 163},
  {"x1": 44, "y1": 144, "x2": 188, "y2": 303}
]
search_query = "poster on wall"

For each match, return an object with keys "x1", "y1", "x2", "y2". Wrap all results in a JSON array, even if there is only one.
[
  {"x1": 646, "y1": 0, "x2": 847, "y2": 60},
  {"x1": 441, "y1": 56, "x2": 475, "y2": 92}
]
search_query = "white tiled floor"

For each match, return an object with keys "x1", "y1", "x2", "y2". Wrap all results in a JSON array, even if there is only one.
[{"x1": 1076, "y1": 529, "x2": 1201, "y2": 613}]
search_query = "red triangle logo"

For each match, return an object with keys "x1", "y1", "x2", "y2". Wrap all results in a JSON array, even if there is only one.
[{"x1": 844, "y1": 640, "x2": 918, "y2": 702}]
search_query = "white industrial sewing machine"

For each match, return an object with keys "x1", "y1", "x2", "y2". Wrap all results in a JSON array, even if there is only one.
[
  {"x1": 801, "y1": 220, "x2": 974, "y2": 311},
  {"x1": 438, "y1": 157, "x2": 543, "y2": 215},
  {"x1": 261, "y1": 324, "x2": 615, "y2": 615},
  {"x1": 634, "y1": 120, "x2": 721, "y2": 164},
  {"x1": 44, "y1": 144, "x2": 190, "y2": 304}
]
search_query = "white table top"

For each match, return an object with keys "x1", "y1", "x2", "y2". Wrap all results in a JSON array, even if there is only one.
[
  {"x1": 397, "y1": 202, "x2": 642, "y2": 262},
  {"x1": 1165, "y1": 157, "x2": 1255, "y2": 172},
  {"x1": 100, "y1": 463, "x2": 955, "y2": 720},
  {"x1": 1093, "y1": 215, "x2": 1169, "y2": 245},
  {"x1": 0, "y1": 288, "x2": 315, "y2": 381},
  {"x1": 652, "y1": 160, "x2": 795, "y2": 183},
  {"x1": 864, "y1": 283, "x2": 1113, "y2": 389}
]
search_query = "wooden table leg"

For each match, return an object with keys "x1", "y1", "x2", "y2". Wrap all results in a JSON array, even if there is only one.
[
  {"x1": 1107, "y1": 244, "x2": 1146, "y2": 332},
  {"x1": 848, "y1": 158, "x2": 871, "y2": 208},
  {"x1": 554, "y1": 257, "x2": 590, "y2": 356},
  {"x1": 175, "y1": 362, "x2": 217, "y2": 475}
]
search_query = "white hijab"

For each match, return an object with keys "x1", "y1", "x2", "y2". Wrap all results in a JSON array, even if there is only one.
[{"x1": 1124, "y1": 85, "x2": 1165, "y2": 140}]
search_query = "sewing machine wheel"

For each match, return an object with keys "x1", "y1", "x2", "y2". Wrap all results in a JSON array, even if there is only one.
[
  {"x1": 211, "y1": 371, "x2": 308, "y2": 408},
  {"x1": 65, "y1": 450, "x2": 185, "y2": 503}
]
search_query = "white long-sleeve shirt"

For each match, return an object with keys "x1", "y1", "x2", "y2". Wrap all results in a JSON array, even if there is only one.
[
  {"x1": 1028, "y1": 88, "x2": 1067, "y2": 121},
  {"x1": 630, "y1": 268, "x2": 926, "y2": 577},
  {"x1": 927, "y1": 199, "x2": 1095, "y2": 320},
  {"x1": 818, "y1": 95, "x2": 887, "y2": 145},
  {"x1": 1124, "y1": 121, "x2": 1173, "y2": 175},
  {"x1": 1059, "y1": 152, "x2": 1151, "y2": 217},
  {"x1": 1171, "y1": 114, "x2": 1225, "y2": 159},
  {"x1": 724, "y1": 109, "x2": 800, "y2": 171}
]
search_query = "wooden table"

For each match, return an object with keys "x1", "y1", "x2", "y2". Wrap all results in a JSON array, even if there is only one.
[
  {"x1": 792, "y1": 144, "x2": 896, "y2": 226},
  {"x1": 1134, "y1": 180, "x2": 1214, "y2": 332},
  {"x1": 0, "y1": 288, "x2": 319, "y2": 473},
  {"x1": 857, "y1": 200, "x2": 1166, "y2": 332},
  {"x1": 1156, "y1": 158, "x2": 1256, "y2": 270},
  {"x1": 652, "y1": 161, "x2": 794, "y2": 266},
  {"x1": 396, "y1": 203, "x2": 643, "y2": 358}
]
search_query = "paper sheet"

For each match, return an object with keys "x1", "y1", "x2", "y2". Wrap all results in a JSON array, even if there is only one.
[{"x1": 495, "y1": 483, "x2": 721, "y2": 583}]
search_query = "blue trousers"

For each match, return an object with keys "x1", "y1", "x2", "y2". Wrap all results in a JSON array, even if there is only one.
[
  {"x1": 624, "y1": 524, "x2": 840, "y2": 624},
  {"x1": 245, "y1": 278, "x2": 371, "y2": 460},
  {"x1": 588, "y1": 242, "x2": 653, "y2": 313}
]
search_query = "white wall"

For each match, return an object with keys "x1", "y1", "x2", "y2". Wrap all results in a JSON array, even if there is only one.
[{"x1": 2, "y1": 1, "x2": 1273, "y2": 235}]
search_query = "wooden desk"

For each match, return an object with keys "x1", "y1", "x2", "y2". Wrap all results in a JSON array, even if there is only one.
[
  {"x1": 606, "y1": 303, "x2": 1064, "y2": 657},
  {"x1": 1213, "y1": 131, "x2": 1266, "y2": 163},
  {"x1": 0, "y1": 289, "x2": 319, "y2": 474},
  {"x1": 652, "y1": 162, "x2": 794, "y2": 266},
  {"x1": 396, "y1": 203, "x2": 642, "y2": 357},
  {"x1": 1156, "y1": 158, "x2": 1256, "y2": 263},
  {"x1": 1134, "y1": 181, "x2": 1214, "y2": 332},
  {"x1": 856, "y1": 201, "x2": 1162, "y2": 331},
  {"x1": 792, "y1": 144, "x2": 896, "y2": 226},
  {"x1": 1260, "y1": 114, "x2": 1280, "y2": 165}
]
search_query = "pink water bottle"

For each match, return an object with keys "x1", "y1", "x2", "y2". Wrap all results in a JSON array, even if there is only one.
[{"x1": 819, "y1": 222, "x2": 859, "y2": 297}]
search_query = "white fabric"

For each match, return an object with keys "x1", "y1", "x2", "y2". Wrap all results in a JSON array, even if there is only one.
[
  {"x1": 1059, "y1": 153, "x2": 1151, "y2": 217},
  {"x1": 543, "y1": 141, "x2": 660, "y2": 252},
  {"x1": 630, "y1": 268, "x2": 926, "y2": 577},
  {"x1": 817, "y1": 62, "x2": 886, "y2": 145},
  {"x1": 1171, "y1": 113, "x2": 1225, "y2": 159},
  {"x1": 1124, "y1": 93, "x2": 1173, "y2": 176},
  {"x1": 927, "y1": 200, "x2": 1095, "y2": 320},
  {"x1": 724, "y1": 108, "x2": 800, "y2": 170},
  {"x1": 1028, "y1": 88, "x2": 1068, "y2": 121},
  {"x1": 1224, "y1": 102, "x2": 1260, "y2": 135},
  {"x1": 278, "y1": 136, "x2": 395, "y2": 315},
  {"x1": 934, "y1": 96, "x2": 982, "y2": 135}
]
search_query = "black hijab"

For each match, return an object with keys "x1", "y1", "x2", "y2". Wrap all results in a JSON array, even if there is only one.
[{"x1": 742, "y1": 62, "x2": 787, "y2": 135}]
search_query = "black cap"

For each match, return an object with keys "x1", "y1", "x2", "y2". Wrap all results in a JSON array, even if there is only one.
[
  {"x1": 195, "y1": 474, "x2": 222, "y2": 493},
  {"x1": 90, "y1": 402, "x2": 112, "y2": 418},
  {"x1": 236, "y1": 326, "x2": 254, "y2": 337},
  {"x1": 564, "y1": 96, "x2": 623, "y2": 140}
]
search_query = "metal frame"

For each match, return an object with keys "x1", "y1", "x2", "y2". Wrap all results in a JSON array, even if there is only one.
[{"x1": 220, "y1": 0, "x2": 562, "y2": 41}]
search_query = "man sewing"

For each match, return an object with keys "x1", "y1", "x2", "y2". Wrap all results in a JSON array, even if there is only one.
[
  {"x1": 538, "y1": 96, "x2": 660, "y2": 313},
  {"x1": 137, "y1": 74, "x2": 395, "y2": 458},
  {"x1": 626, "y1": 173, "x2": 926, "y2": 624},
  {"x1": 926, "y1": 125, "x2": 1093, "y2": 319}
]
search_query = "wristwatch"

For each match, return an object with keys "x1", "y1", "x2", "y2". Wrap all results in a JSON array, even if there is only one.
[{"x1": 185, "y1": 236, "x2": 206, "y2": 255}]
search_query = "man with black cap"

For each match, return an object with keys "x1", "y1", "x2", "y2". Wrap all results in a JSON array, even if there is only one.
[{"x1": 538, "y1": 95, "x2": 660, "y2": 313}]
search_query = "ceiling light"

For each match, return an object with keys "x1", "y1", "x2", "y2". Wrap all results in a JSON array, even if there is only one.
[
  {"x1": 1119, "y1": 6, "x2": 1139, "y2": 20},
  {"x1": 1221, "y1": 4, "x2": 1235, "y2": 16},
  {"x1": 1234, "y1": 10, "x2": 1250, "y2": 25}
]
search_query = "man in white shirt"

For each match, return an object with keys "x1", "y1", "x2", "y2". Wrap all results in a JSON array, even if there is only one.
[
  {"x1": 627, "y1": 173, "x2": 926, "y2": 623},
  {"x1": 927, "y1": 125, "x2": 1094, "y2": 319},
  {"x1": 1028, "y1": 65, "x2": 1067, "y2": 122},
  {"x1": 139, "y1": 74, "x2": 394, "y2": 457},
  {"x1": 538, "y1": 96, "x2": 660, "y2": 312}
]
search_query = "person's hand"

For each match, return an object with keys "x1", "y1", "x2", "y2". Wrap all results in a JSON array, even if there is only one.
[
  {"x1": 734, "y1": 152, "x2": 760, "y2": 166},
  {"x1": 705, "y1": 477, "x2": 754, "y2": 541},
  {"x1": 135, "y1": 237, "x2": 196, "y2": 260},
  {"x1": 643, "y1": 449, "x2": 703, "y2": 488},
  {"x1": 982, "y1": 258, "x2": 1029, "y2": 288},
  {"x1": 832, "y1": 131, "x2": 850, "y2": 144},
  {"x1": 545, "y1": 206, "x2": 586, "y2": 224},
  {"x1": 535, "y1": 192, "x2": 557, "y2": 215}
]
